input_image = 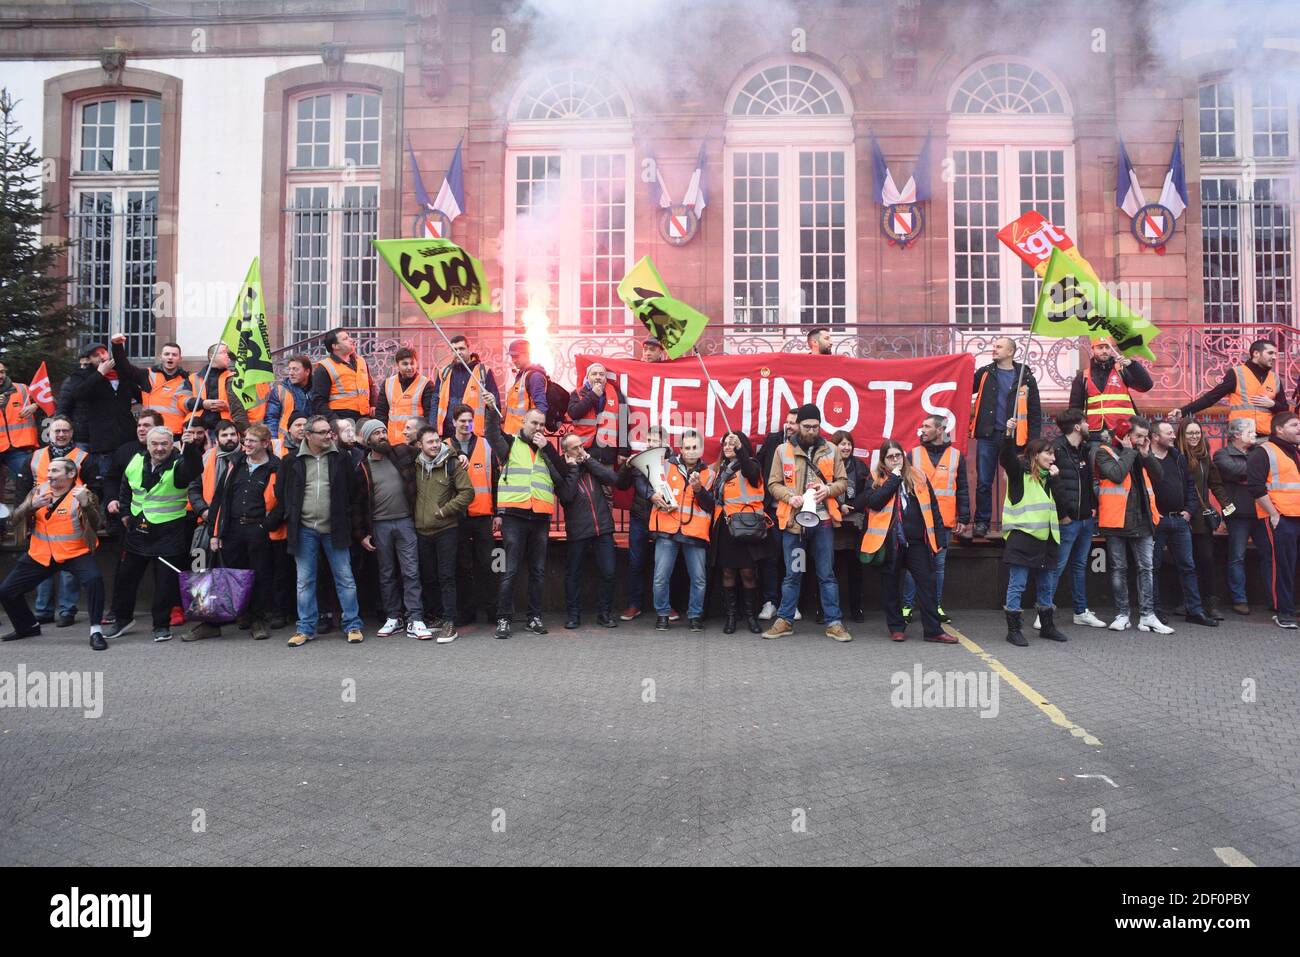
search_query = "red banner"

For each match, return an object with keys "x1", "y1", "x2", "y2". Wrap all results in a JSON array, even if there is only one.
[
  {"x1": 576, "y1": 352, "x2": 975, "y2": 459},
  {"x1": 28, "y1": 361, "x2": 55, "y2": 416}
]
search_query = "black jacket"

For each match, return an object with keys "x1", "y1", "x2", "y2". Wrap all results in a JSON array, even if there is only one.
[
  {"x1": 616, "y1": 460, "x2": 653, "y2": 523},
  {"x1": 354, "y1": 444, "x2": 419, "y2": 539},
  {"x1": 971, "y1": 362, "x2": 1041, "y2": 440},
  {"x1": 1091, "y1": 442, "x2": 1162, "y2": 537},
  {"x1": 1047, "y1": 435, "x2": 1093, "y2": 522},
  {"x1": 998, "y1": 440, "x2": 1060, "y2": 569},
  {"x1": 103, "y1": 440, "x2": 145, "y2": 512},
  {"x1": 279, "y1": 443, "x2": 361, "y2": 554},
  {"x1": 1185, "y1": 452, "x2": 1228, "y2": 534},
  {"x1": 56, "y1": 365, "x2": 92, "y2": 445},
  {"x1": 210, "y1": 451, "x2": 285, "y2": 538},
  {"x1": 558, "y1": 457, "x2": 619, "y2": 541},
  {"x1": 59, "y1": 367, "x2": 140, "y2": 453},
  {"x1": 1212, "y1": 443, "x2": 1256, "y2": 519}
]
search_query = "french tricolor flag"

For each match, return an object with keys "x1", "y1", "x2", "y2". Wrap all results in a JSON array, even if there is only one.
[
  {"x1": 431, "y1": 139, "x2": 465, "y2": 235},
  {"x1": 1158, "y1": 134, "x2": 1188, "y2": 220},
  {"x1": 1115, "y1": 138, "x2": 1147, "y2": 217}
]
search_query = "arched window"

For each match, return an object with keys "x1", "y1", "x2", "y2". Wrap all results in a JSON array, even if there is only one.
[
  {"x1": 947, "y1": 58, "x2": 1075, "y2": 328},
  {"x1": 69, "y1": 94, "x2": 162, "y2": 357},
  {"x1": 724, "y1": 60, "x2": 855, "y2": 328},
  {"x1": 506, "y1": 68, "x2": 634, "y2": 335},
  {"x1": 1199, "y1": 77, "x2": 1296, "y2": 322}
]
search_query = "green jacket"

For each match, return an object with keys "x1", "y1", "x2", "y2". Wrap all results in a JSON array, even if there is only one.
[{"x1": 413, "y1": 448, "x2": 473, "y2": 536}]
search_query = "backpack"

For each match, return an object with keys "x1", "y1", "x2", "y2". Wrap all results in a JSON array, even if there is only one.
[{"x1": 543, "y1": 377, "x2": 570, "y2": 434}]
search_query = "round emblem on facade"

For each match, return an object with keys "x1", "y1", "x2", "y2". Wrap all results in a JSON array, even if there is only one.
[
  {"x1": 413, "y1": 209, "x2": 453, "y2": 239},
  {"x1": 657, "y1": 205, "x2": 699, "y2": 246},
  {"x1": 880, "y1": 203, "x2": 925, "y2": 247},
  {"x1": 1131, "y1": 203, "x2": 1176, "y2": 248}
]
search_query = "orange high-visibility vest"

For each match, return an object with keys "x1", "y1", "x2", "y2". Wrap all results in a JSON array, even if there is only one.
[
  {"x1": 1096, "y1": 445, "x2": 1161, "y2": 530},
  {"x1": 30, "y1": 446, "x2": 89, "y2": 488},
  {"x1": 243, "y1": 381, "x2": 272, "y2": 425},
  {"x1": 436, "y1": 362, "x2": 488, "y2": 437},
  {"x1": 649, "y1": 463, "x2": 714, "y2": 542},
  {"x1": 1229, "y1": 364, "x2": 1279, "y2": 436},
  {"x1": 1085, "y1": 367, "x2": 1137, "y2": 432},
  {"x1": 28, "y1": 488, "x2": 93, "y2": 566},
  {"x1": 196, "y1": 447, "x2": 226, "y2": 524},
  {"x1": 142, "y1": 370, "x2": 191, "y2": 434},
  {"x1": 319, "y1": 354, "x2": 371, "y2": 415},
  {"x1": 189, "y1": 369, "x2": 236, "y2": 420},
  {"x1": 714, "y1": 469, "x2": 765, "y2": 519},
  {"x1": 859, "y1": 474, "x2": 939, "y2": 557},
  {"x1": 911, "y1": 445, "x2": 960, "y2": 528},
  {"x1": 271, "y1": 381, "x2": 302, "y2": 437},
  {"x1": 384, "y1": 373, "x2": 430, "y2": 445},
  {"x1": 459, "y1": 437, "x2": 494, "y2": 518},
  {"x1": 504, "y1": 367, "x2": 543, "y2": 435},
  {"x1": 1255, "y1": 441, "x2": 1300, "y2": 519},
  {"x1": 264, "y1": 469, "x2": 287, "y2": 542},
  {"x1": 0, "y1": 384, "x2": 38, "y2": 452},
  {"x1": 774, "y1": 442, "x2": 842, "y2": 529},
  {"x1": 970, "y1": 370, "x2": 1028, "y2": 444},
  {"x1": 571, "y1": 389, "x2": 620, "y2": 450}
]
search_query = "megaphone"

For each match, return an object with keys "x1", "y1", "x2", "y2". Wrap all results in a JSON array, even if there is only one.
[
  {"x1": 0, "y1": 501, "x2": 9, "y2": 521},
  {"x1": 795, "y1": 492, "x2": 821, "y2": 529},
  {"x1": 627, "y1": 446, "x2": 677, "y2": 511}
]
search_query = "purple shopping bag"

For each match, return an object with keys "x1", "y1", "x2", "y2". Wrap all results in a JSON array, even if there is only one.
[{"x1": 177, "y1": 563, "x2": 254, "y2": 623}]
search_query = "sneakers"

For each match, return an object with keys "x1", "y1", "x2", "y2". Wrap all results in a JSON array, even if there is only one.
[
  {"x1": 182, "y1": 622, "x2": 222, "y2": 642},
  {"x1": 668, "y1": 609, "x2": 681, "y2": 623},
  {"x1": 758, "y1": 601, "x2": 776, "y2": 621},
  {"x1": 937, "y1": 607, "x2": 952, "y2": 624},
  {"x1": 526, "y1": 616, "x2": 548, "y2": 635},
  {"x1": 825, "y1": 622, "x2": 852, "y2": 642},
  {"x1": 1273, "y1": 615, "x2": 1298, "y2": 629},
  {"x1": 619, "y1": 607, "x2": 642, "y2": 621},
  {"x1": 1138, "y1": 614, "x2": 1174, "y2": 635},
  {"x1": 346, "y1": 629, "x2": 364, "y2": 643},
  {"x1": 317, "y1": 613, "x2": 336, "y2": 635},
  {"x1": 494, "y1": 617, "x2": 511, "y2": 639},
  {"x1": 1073, "y1": 610, "x2": 1107, "y2": 628},
  {"x1": 564, "y1": 616, "x2": 581, "y2": 629},
  {"x1": 655, "y1": 615, "x2": 669, "y2": 631},
  {"x1": 902, "y1": 607, "x2": 913, "y2": 623},
  {"x1": 973, "y1": 522, "x2": 989, "y2": 539},
  {"x1": 378, "y1": 618, "x2": 403, "y2": 637},
  {"x1": 268, "y1": 614, "x2": 288, "y2": 630},
  {"x1": 56, "y1": 613, "x2": 77, "y2": 628},
  {"x1": 287, "y1": 632, "x2": 311, "y2": 647},
  {"x1": 1108, "y1": 614, "x2": 1131, "y2": 631},
  {"x1": 890, "y1": 631, "x2": 906, "y2": 642},
  {"x1": 152, "y1": 627, "x2": 172, "y2": 642},
  {"x1": 169, "y1": 606, "x2": 185, "y2": 627},
  {"x1": 435, "y1": 621, "x2": 458, "y2": 643},
  {"x1": 407, "y1": 620, "x2": 433, "y2": 640},
  {"x1": 101, "y1": 618, "x2": 134, "y2": 640},
  {"x1": 596, "y1": 612, "x2": 617, "y2": 628},
  {"x1": 1032, "y1": 614, "x2": 1040, "y2": 630},
  {"x1": 688, "y1": 618, "x2": 704, "y2": 633},
  {"x1": 251, "y1": 619, "x2": 271, "y2": 641},
  {"x1": 794, "y1": 608, "x2": 802, "y2": 621},
  {"x1": 1232, "y1": 604, "x2": 1251, "y2": 616},
  {"x1": 90, "y1": 631, "x2": 107, "y2": 651},
  {"x1": 762, "y1": 618, "x2": 793, "y2": 639}
]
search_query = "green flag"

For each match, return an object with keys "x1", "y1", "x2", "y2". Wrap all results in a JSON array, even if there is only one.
[
  {"x1": 373, "y1": 237, "x2": 493, "y2": 321},
  {"x1": 617, "y1": 255, "x2": 709, "y2": 359},
  {"x1": 219, "y1": 258, "x2": 275, "y2": 408},
  {"x1": 1031, "y1": 248, "x2": 1160, "y2": 361}
]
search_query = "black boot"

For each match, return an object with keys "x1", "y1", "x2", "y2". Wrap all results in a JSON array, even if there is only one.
[
  {"x1": 1037, "y1": 606, "x2": 1068, "y2": 642},
  {"x1": 1005, "y1": 609, "x2": 1028, "y2": 647},
  {"x1": 723, "y1": 586, "x2": 739, "y2": 634},
  {"x1": 743, "y1": 587, "x2": 762, "y2": 634},
  {"x1": 1206, "y1": 596, "x2": 1224, "y2": 621}
]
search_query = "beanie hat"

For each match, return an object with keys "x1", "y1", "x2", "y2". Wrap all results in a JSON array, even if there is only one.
[
  {"x1": 358, "y1": 419, "x2": 386, "y2": 444},
  {"x1": 794, "y1": 403, "x2": 821, "y2": 423}
]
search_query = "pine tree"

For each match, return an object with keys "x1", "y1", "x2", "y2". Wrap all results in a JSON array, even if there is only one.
[{"x1": 0, "y1": 87, "x2": 83, "y2": 380}]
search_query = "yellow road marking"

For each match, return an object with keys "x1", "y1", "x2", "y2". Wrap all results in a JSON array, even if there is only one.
[
  {"x1": 943, "y1": 623, "x2": 1103, "y2": 747},
  {"x1": 1213, "y1": 847, "x2": 1256, "y2": 867}
]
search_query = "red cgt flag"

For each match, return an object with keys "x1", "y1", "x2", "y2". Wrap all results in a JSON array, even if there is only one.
[{"x1": 29, "y1": 361, "x2": 55, "y2": 415}]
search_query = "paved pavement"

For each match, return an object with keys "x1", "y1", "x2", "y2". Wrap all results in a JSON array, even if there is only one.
[{"x1": 0, "y1": 609, "x2": 1296, "y2": 866}]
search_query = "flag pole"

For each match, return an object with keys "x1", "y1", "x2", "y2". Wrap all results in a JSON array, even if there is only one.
[
  {"x1": 1007, "y1": 331, "x2": 1034, "y2": 442},
  {"x1": 691, "y1": 345, "x2": 734, "y2": 437}
]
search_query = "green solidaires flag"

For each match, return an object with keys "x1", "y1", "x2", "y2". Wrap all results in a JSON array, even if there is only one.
[
  {"x1": 219, "y1": 258, "x2": 276, "y2": 408},
  {"x1": 617, "y1": 255, "x2": 709, "y2": 359},
  {"x1": 1031, "y1": 248, "x2": 1161, "y2": 361},
  {"x1": 373, "y1": 237, "x2": 493, "y2": 321}
]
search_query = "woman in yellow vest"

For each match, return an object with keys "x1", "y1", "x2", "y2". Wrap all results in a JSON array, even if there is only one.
[
  {"x1": 711, "y1": 430, "x2": 765, "y2": 634},
  {"x1": 998, "y1": 437, "x2": 1064, "y2": 646},
  {"x1": 857, "y1": 439, "x2": 949, "y2": 643}
]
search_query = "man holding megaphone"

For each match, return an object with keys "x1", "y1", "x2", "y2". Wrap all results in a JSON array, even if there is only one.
[{"x1": 762, "y1": 404, "x2": 853, "y2": 642}]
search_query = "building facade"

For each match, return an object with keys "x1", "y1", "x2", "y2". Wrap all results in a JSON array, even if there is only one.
[{"x1": 2, "y1": 0, "x2": 1297, "y2": 403}]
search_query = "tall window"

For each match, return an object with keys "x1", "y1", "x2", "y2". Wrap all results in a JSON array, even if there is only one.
[
  {"x1": 285, "y1": 90, "x2": 381, "y2": 339},
  {"x1": 1200, "y1": 79, "x2": 1295, "y2": 322},
  {"x1": 947, "y1": 60, "x2": 1074, "y2": 327},
  {"x1": 725, "y1": 63, "x2": 855, "y2": 328},
  {"x1": 69, "y1": 96, "x2": 160, "y2": 357},
  {"x1": 506, "y1": 69, "x2": 633, "y2": 334}
]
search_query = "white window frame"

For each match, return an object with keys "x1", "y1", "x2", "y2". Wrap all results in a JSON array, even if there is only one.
[
  {"x1": 1199, "y1": 77, "x2": 1299, "y2": 323},
  {"x1": 946, "y1": 59, "x2": 1076, "y2": 331},
  {"x1": 504, "y1": 89, "x2": 636, "y2": 331},
  {"x1": 723, "y1": 59, "x2": 856, "y2": 328},
  {"x1": 284, "y1": 90, "x2": 382, "y2": 336}
]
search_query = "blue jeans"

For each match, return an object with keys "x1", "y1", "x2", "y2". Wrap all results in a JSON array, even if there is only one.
[
  {"x1": 626, "y1": 516, "x2": 651, "y2": 611},
  {"x1": 902, "y1": 546, "x2": 947, "y2": 609},
  {"x1": 653, "y1": 537, "x2": 707, "y2": 619},
  {"x1": 294, "y1": 527, "x2": 362, "y2": 636},
  {"x1": 974, "y1": 435, "x2": 1005, "y2": 526},
  {"x1": 34, "y1": 571, "x2": 80, "y2": 618},
  {"x1": 1005, "y1": 564, "x2": 1055, "y2": 611},
  {"x1": 777, "y1": 524, "x2": 842, "y2": 624},
  {"x1": 1152, "y1": 514, "x2": 1204, "y2": 615},
  {"x1": 1225, "y1": 515, "x2": 1270, "y2": 606},
  {"x1": 1043, "y1": 516, "x2": 1094, "y2": 614},
  {"x1": 1108, "y1": 536, "x2": 1155, "y2": 617}
]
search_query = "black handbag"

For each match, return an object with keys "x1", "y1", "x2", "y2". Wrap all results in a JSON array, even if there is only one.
[
  {"x1": 1192, "y1": 459, "x2": 1223, "y2": 532},
  {"x1": 728, "y1": 510, "x2": 770, "y2": 543}
]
